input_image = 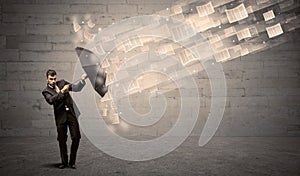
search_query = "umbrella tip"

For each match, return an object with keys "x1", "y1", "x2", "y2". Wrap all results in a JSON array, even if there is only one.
[
  {"x1": 75, "y1": 47, "x2": 94, "y2": 58},
  {"x1": 75, "y1": 47, "x2": 84, "y2": 57}
]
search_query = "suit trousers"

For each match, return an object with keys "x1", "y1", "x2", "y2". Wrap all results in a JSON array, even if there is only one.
[{"x1": 56, "y1": 110, "x2": 81, "y2": 165}]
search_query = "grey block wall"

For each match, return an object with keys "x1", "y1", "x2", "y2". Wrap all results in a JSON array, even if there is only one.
[{"x1": 0, "y1": 0, "x2": 299, "y2": 137}]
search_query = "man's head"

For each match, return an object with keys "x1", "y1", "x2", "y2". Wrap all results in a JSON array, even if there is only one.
[{"x1": 46, "y1": 69, "x2": 57, "y2": 86}]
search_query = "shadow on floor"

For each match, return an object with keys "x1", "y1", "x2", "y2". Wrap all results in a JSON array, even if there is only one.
[{"x1": 41, "y1": 163, "x2": 62, "y2": 169}]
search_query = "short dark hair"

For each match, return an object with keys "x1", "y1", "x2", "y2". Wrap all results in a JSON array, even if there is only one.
[{"x1": 46, "y1": 69, "x2": 56, "y2": 78}]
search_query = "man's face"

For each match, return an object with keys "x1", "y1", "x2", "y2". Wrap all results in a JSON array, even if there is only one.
[{"x1": 47, "y1": 75, "x2": 57, "y2": 87}]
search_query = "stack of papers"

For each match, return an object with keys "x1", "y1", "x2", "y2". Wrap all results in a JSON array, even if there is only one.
[
  {"x1": 225, "y1": 3, "x2": 249, "y2": 23},
  {"x1": 266, "y1": 23, "x2": 284, "y2": 38},
  {"x1": 196, "y1": 2, "x2": 215, "y2": 17}
]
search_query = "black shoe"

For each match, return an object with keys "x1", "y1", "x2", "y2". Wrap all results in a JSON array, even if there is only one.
[
  {"x1": 58, "y1": 164, "x2": 68, "y2": 169},
  {"x1": 69, "y1": 164, "x2": 76, "y2": 169}
]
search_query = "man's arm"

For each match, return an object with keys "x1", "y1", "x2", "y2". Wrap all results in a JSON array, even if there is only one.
[
  {"x1": 70, "y1": 80, "x2": 86, "y2": 92},
  {"x1": 42, "y1": 83, "x2": 70, "y2": 105},
  {"x1": 69, "y1": 74, "x2": 87, "y2": 92},
  {"x1": 42, "y1": 90, "x2": 65, "y2": 105}
]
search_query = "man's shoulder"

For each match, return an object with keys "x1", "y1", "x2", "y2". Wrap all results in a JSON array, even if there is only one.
[
  {"x1": 56, "y1": 79, "x2": 69, "y2": 86},
  {"x1": 42, "y1": 86, "x2": 51, "y2": 94},
  {"x1": 57, "y1": 79, "x2": 65, "y2": 83},
  {"x1": 57, "y1": 79, "x2": 69, "y2": 83}
]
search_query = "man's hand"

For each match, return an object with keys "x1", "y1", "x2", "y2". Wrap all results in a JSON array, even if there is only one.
[
  {"x1": 61, "y1": 84, "x2": 70, "y2": 93},
  {"x1": 81, "y1": 73, "x2": 88, "y2": 81}
]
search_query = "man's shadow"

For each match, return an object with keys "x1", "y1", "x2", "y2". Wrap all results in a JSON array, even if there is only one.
[{"x1": 41, "y1": 163, "x2": 62, "y2": 169}]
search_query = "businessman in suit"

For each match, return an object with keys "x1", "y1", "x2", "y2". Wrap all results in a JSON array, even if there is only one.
[{"x1": 42, "y1": 69, "x2": 87, "y2": 169}]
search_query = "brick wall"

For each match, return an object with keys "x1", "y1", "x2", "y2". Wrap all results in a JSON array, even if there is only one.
[{"x1": 0, "y1": 0, "x2": 299, "y2": 137}]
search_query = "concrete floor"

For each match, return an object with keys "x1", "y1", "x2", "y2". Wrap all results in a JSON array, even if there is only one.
[{"x1": 0, "y1": 135, "x2": 299, "y2": 176}]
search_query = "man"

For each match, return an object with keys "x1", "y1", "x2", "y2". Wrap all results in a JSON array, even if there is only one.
[{"x1": 42, "y1": 69, "x2": 87, "y2": 169}]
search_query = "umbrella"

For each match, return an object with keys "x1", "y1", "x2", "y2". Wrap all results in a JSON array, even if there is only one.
[{"x1": 75, "y1": 47, "x2": 108, "y2": 97}]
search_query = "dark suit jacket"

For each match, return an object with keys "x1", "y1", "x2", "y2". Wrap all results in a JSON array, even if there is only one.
[{"x1": 42, "y1": 79, "x2": 86, "y2": 126}]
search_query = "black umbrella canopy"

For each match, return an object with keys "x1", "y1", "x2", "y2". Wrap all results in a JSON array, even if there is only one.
[{"x1": 75, "y1": 47, "x2": 108, "y2": 97}]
